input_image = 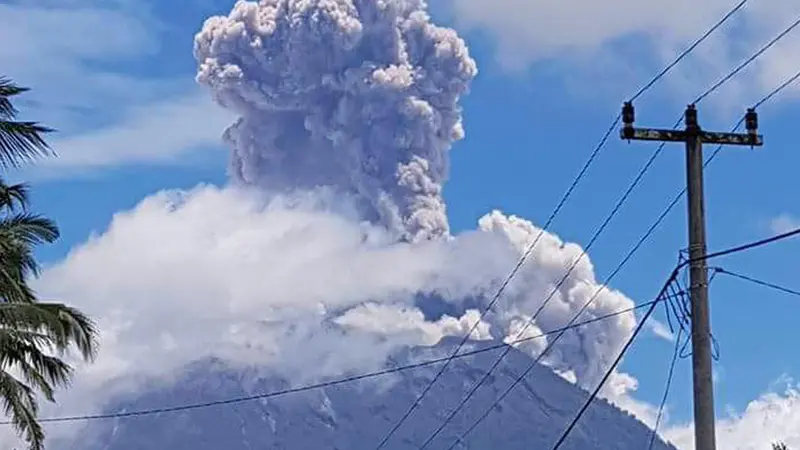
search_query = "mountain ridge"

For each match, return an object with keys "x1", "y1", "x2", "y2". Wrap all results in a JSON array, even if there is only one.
[{"x1": 61, "y1": 339, "x2": 677, "y2": 450}]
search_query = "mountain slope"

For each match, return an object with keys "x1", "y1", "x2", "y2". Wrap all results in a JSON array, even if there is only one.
[{"x1": 64, "y1": 340, "x2": 676, "y2": 450}]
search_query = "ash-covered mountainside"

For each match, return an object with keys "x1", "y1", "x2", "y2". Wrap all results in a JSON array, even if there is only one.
[{"x1": 65, "y1": 340, "x2": 676, "y2": 450}]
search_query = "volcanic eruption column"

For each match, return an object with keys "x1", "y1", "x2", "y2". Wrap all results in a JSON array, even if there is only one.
[
  {"x1": 194, "y1": 0, "x2": 638, "y2": 389},
  {"x1": 194, "y1": 0, "x2": 478, "y2": 242}
]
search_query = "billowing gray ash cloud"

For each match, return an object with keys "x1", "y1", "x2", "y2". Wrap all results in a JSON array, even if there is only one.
[
  {"x1": 194, "y1": 0, "x2": 477, "y2": 242},
  {"x1": 189, "y1": 0, "x2": 645, "y2": 394},
  {"x1": 0, "y1": 7, "x2": 655, "y2": 448}
]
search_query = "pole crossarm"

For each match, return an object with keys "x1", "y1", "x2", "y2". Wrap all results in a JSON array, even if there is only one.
[
  {"x1": 620, "y1": 102, "x2": 764, "y2": 147},
  {"x1": 621, "y1": 128, "x2": 763, "y2": 146}
]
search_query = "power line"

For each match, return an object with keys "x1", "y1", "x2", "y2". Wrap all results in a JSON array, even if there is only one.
[
  {"x1": 424, "y1": 38, "x2": 793, "y2": 446},
  {"x1": 631, "y1": 41, "x2": 800, "y2": 285},
  {"x1": 13, "y1": 125, "x2": 794, "y2": 442},
  {"x1": 754, "y1": 67, "x2": 800, "y2": 108},
  {"x1": 564, "y1": 42, "x2": 800, "y2": 450},
  {"x1": 438, "y1": 211, "x2": 683, "y2": 450},
  {"x1": 428, "y1": 20, "x2": 800, "y2": 449},
  {"x1": 372, "y1": 117, "x2": 620, "y2": 450},
  {"x1": 629, "y1": 0, "x2": 748, "y2": 102},
  {"x1": 423, "y1": 142, "x2": 671, "y2": 449},
  {"x1": 549, "y1": 229, "x2": 800, "y2": 450},
  {"x1": 700, "y1": 226, "x2": 800, "y2": 262},
  {"x1": 439, "y1": 220, "x2": 800, "y2": 447},
  {"x1": 498, "y1": 54, "x2": 800, "y2": 450},
  {"x1": 610, "y1": 61, "x2": 800, "y2": 338},
  {"x1": 702, "y1": 63, "x2": 800, "y2": 168},
  {"x1": 0, "y1": 301, "x2": 657, "y2": 425},
  {"x1": 371, "y1": 3, "x2": 747, "y2": 447},
  {"x1": 430, "y1": 169, "x2": 684, "y2": 449},
  {"x1": 543, "y1": 63, "x2": 800, "y2": 450},
  {"x1": 549, "y1": 283, "x2": 669, "y2": 450},
  {"x1": 694, "y1": 13, "x2": 800, "y2": 104},
  {"x1": 647, "y1": 327, "x2": 684, "y2": 450},
  {"x1": 713, "y1": 267, "x2": 800, "y2": 298}
]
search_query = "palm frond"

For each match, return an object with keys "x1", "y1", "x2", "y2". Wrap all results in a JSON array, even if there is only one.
[
  {"x1": 0, "y1": 261, "x2": 37, "y2": 303},
  {"x1": 0, "y1": 331, "x2": 73, "y2": 400},
  {"x1": 0, "y1": 179, "x2": 30, "y2": 211},
  {"x1": 0, "y1": 303, "x2": 65, "y2": 331},
  {"x1": 35, "y1": 303, "x2": 98, "y2": 361},
  {"x1": 0, "y1": 329, "x2": 56, "y2": 349},
  {"x1": 0, "y1": 303, "x2": 98, "y2": 362},
  {"x1": 0, "y1": 370, "x2": 44, "y2": 450},
  {"x1": 0, "y1": 214, "x2": 59, "y2": 245},
  {"x1": 0, "y1": 120, "x2": 54, "y2": 169},
  {"x1": 0, "y1": 303, "x2": 95, "y2": 450},
  {"x1": 0, "y1": 78, "x2": 29, "y2": 120},
  {"x1": 0, "y1": 214, "x2": 60, "y2": 293},
  {"x1": 0, "y1": 235, "x2": 45, "y2": 302}
]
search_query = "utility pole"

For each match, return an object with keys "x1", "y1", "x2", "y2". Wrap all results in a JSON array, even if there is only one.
[{"x1": 619, "y1": 103, "x2": 763, "y2": 450}]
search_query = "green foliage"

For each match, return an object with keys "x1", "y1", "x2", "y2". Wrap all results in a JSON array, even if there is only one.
[
  {"x1": 0, "y1": 78, "x2": 98, "y2": 450},
  {"x1": 0, "y1": 77, "x2": 54, "y2": 169},
  {"x1": 774, "y1": 442, "x2": 789, "y2": 450}
]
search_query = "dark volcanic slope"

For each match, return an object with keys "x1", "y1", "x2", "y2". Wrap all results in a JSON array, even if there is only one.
[{"x1": 63, "y1": 341, "x2": 676, "y2": 450}]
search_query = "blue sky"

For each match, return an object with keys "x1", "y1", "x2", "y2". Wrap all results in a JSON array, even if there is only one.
[{"x1": 3, "y1": 0, "x2": 800, "y2": 446}]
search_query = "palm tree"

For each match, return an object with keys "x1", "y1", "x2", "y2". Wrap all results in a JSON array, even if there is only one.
[
  {"x1": 0, "y1": 78, "x2": 54, "y2": 168},
  {"x1": 0, "y1": 78, "x2": 98, "y2": 450}
]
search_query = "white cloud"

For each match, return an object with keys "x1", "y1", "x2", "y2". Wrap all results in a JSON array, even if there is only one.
[
  {"x1": 27, "y1": 92, "x2": 233, "y2": 177},
  {"x1": 0, "y1": 185, "x2": 643, "y2": 447},
  {"x1": 0, "y1": 1, "x2": 230, "y2": 174},
  {"x1": 447, "y1": 0, "x2": 800, "y2": 106},
  {"x1": 0, "y1": 2, "x2": 161, "y2": 127},
  {"x1": 771, "y1": 214, "x2": 800, "y2": 234},
  {"x1": 664, "y1": 379, "x2": 800, "y2": 449},
  {"x1": 449, "y1": 0, "x2": 731, "y2": 61},
  {"x1": 649, "y1": 320, "x2": 676, "y2": 342}
]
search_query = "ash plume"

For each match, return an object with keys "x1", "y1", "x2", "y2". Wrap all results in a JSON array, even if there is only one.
[
  {"x1": 189, "y1": 0, "x2": 643, "y2": 392},
  {"x1": 193, "y1": 0, "x2": 477, "y2": 241}
]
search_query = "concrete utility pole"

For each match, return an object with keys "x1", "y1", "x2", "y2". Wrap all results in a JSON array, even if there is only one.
[{"x1": 619, "y1": 103, "x2": 763, "y2": 450}]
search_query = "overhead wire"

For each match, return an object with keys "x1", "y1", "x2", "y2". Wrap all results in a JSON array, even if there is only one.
[
  {"x1": 650, "y1": 23, "x2": 800, "y2": 227},
  {"x1": 371, "y1": 2, "x2": 750, "y2": 448},
  {"x1": 550, "y1": 273, "x2": 678, "y2": 450},
  {"x1": 0, "y1": 301, "x2": 657, "y2": 425},
  {"x1": 647, "y1": 328, "x2": 682, "y2": 450},
  {"x1": 641, "y1": 28, "x2": 800, "y2": 252},
  {"x1": 434, "y1": 22, "x2": 800, "y2": 449},
  {"x1": 549, "y1": 227, "x2": 800, "y2": 450},
  {"x1": 702, "y1": 226, "x2": 800, "y2": 262},
  {"x1": 371, "y1": 116, "x2": 619, "y2": 449},
  {"x1": 419, "y1": 14, "x2": 793, "y2": 447},
  {"x1": 713, "y1": 267, "x2": 800, "y2": 298},
  {"x1": 628, "y1": 0, "x2": 748, "y2": 102},
  {"x1": 438, "y1": 211, "x2": 685, "y2": 450},
  {"x1": 647, "y1": 264, "x2": 689, "y2": 450},
  {"x1": 13, "y1": 231, "x2": 795, "y2": 430},
  {"x1": 754, "y1": 68, "x2": 800, "y2": 108},
  {"x1": 694, "y1": 15, "x2": 800, "y2": 104},
  {"x1": 626, "y1": 60, "x2": 800, "y2": 356},
  {"x1": 671, "y1": 271, "x2": 695, "y2": 360}
]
